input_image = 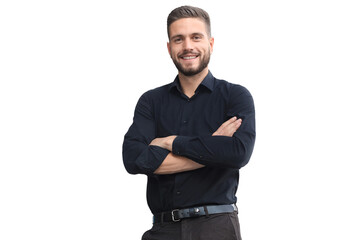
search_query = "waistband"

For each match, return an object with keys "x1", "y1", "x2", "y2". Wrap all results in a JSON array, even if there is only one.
[{"x1": 153, "y1": 204, "x2": 238, "y2": 223}]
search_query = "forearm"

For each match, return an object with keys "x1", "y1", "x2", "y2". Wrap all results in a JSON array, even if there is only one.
[
  {"x1": 150, "y1": 120, "x2": 255, "y2": 169},
  {"x1": 154, "y1": 153, "x2": 204, "y2": 175},
  {"x1": 173, "y1": 133, "x2": 255, "y2": 169}
]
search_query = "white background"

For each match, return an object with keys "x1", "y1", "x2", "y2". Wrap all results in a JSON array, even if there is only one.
[{"x1": 1, "y1": 0, "x2": 359, "y2": 239}]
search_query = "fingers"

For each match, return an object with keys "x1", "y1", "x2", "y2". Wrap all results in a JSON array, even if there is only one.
[
  {"x1": 215, "y1": 117, "x2": 236, "y2": 133},
  {"x1": 230, "y1": 118, "x2": 242, "y2": 133},
  {"x1": 221, "y1": 116, "x2": 237, "y2": 127},
  {"x1": 235, "y1": 118, "x2": 242, "y2": 128},
  {"x1": 213, "y1": 117, "x2": 242, "y2": 137}
]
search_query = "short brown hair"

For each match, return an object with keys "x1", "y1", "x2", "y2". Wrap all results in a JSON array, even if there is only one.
[{"x1": 167, "y1": 6, "x2": 211, "y2": 39}]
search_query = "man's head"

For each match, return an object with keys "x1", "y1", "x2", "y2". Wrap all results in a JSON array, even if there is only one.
[{"x1": 167, "y1": 6, "x2": 214, "y2": 77}]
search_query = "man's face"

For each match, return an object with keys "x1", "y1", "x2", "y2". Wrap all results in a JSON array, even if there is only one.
[{"x1": 167, "y1": 18, "x2": 214, "y2": 76}]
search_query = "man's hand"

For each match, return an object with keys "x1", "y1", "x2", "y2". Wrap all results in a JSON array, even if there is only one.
[
  {"x1": 149, "y1": 135, "x2": 177, "y2": 151},
  {"x1": 212, "y1": 117, "x2": 242, "y2": 137}
]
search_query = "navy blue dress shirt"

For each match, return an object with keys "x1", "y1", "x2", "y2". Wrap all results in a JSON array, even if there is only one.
[{"x1": 123, "y1": 71, "x2": 256, "y2": 214}]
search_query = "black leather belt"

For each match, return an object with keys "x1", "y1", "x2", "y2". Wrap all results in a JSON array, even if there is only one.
[{"x1": 153, "y1": 204, "x2": 238, "y2": 223}]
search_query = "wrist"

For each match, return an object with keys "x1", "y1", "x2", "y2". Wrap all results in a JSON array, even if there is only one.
[{"x1": 167, "y1": 135, "x2": 177, "y2": 151}]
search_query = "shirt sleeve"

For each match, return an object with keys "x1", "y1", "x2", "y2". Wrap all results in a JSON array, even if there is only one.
[
  {"x1": 122, "y1": 92, "x2": 169, "y2": 175},
  {"x1": 172, "y1": 85, "x2": 256, "y2": 169}
]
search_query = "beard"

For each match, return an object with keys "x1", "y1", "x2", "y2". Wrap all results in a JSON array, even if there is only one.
[{"x1": 171, "y1": 48, "x2": 211, "y2": 76}]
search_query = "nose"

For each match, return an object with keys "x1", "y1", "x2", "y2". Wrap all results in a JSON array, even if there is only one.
[{"x1": 183, "y1": 38, "x2": 193, "y2": 51}]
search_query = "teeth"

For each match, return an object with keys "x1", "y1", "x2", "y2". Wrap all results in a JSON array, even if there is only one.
[{"x1": 182, "y1": 56, "x2": 197, "y2": 60}]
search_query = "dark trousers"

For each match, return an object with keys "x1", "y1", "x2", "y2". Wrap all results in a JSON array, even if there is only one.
[{"x1": 142, "y1": 212, "x2": 241, "y2": 240}]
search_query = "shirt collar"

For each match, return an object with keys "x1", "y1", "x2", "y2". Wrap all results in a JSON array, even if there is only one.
[{"x1": 169, "y1": 71, "x2": 215, "y2": 93}]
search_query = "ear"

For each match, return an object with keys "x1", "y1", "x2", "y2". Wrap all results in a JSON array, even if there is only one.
[
  {"x1": 209, "y1": 37, "x2": 214, "y2": 54},
  {"x1": 167, "y1": 42, "x2": 171, "y2": 55}
]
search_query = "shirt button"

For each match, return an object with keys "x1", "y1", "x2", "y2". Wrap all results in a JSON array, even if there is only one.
[
  {"x1": 199, "y1": 156, "x2": 203, "y2": 159},
  {"x1": 183, "y1": 120, "x2": 188, "y2": 124},
  {"x1": 176, "y1": 191, "x2": 181, "y2": 195}
]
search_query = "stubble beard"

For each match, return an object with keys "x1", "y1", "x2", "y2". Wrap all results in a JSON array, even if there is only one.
[{"x1": 171, "y1": 48, "x2": 211, "y2": 76}]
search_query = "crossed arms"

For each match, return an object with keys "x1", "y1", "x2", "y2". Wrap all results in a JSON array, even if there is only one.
[{"x1": 151, "y1": 117, "x2": 242, "y2": 174}]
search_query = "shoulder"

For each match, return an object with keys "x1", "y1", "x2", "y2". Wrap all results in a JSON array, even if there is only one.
[
  {"x1": 133, "y1": 83, "x2": 171, "y2": 114},
  {"x1": 214, "y1": 78, "x2": 255, "y2": 115},
  {"x1": 214, "y1": 78, "x2": 253, "y2": 99},
  {"x1": 139, "y1": 83, "x2": 172, "y2": 102}
]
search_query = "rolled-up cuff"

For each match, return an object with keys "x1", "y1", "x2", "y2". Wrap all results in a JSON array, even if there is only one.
[
  {"x1": 140, "y1": 145, "x2": 170, "y2": 175},
  {"x1": 172, "y1": 135, "x2": 191, "y2": 156}
]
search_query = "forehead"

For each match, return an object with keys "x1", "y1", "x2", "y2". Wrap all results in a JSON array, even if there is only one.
[{"x1": 169, "y1": 18, "x2": 208, "y2": 37}]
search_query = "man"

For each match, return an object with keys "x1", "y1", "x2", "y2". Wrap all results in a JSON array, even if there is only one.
[{"x1": 123, "y1": 5, "x2": 255, "y2": 240}]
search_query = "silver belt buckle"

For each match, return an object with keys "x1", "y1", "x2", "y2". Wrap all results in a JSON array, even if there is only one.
[{"x1": 171, "y1": 209, "x2": 181, "y2": 222}]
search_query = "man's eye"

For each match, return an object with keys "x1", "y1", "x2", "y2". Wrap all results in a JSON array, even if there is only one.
[
  {"x1": 174, "y1": 38, "x2": 182, "y2": 43},
  {"x1": 193, "y1": 36, "x2": 201, "y2": 41}
]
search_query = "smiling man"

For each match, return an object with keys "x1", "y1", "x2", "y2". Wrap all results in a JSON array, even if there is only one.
[{"x1": 123, "y1": 6, "x2": 256, "y2": 240}]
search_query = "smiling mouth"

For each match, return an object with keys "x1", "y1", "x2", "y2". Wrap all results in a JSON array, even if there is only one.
[{"x1": 180, "y1": 55, "x2": 199, "y2": 60}]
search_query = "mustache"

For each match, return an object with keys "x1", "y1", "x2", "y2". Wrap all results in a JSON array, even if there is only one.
[{"x1": 178, "y1": 50, "x2": 200, "y2": 57}]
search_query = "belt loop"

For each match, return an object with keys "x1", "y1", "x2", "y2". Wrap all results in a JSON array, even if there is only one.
[
  {"x1": 204, "y1": 206, "x2": 209, "y2": 217},
  {"x1": 161, "y1": 212, "x2": 164, "y2": 224}
]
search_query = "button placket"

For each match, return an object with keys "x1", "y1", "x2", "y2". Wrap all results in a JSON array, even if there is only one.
[{"x1": 178, "y1": 97, "x2": 192, "y2": 135}]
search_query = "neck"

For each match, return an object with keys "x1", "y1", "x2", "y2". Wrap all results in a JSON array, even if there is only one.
[{"x1": 178, "y1": 68, "x2": 209, "y2": 98}]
